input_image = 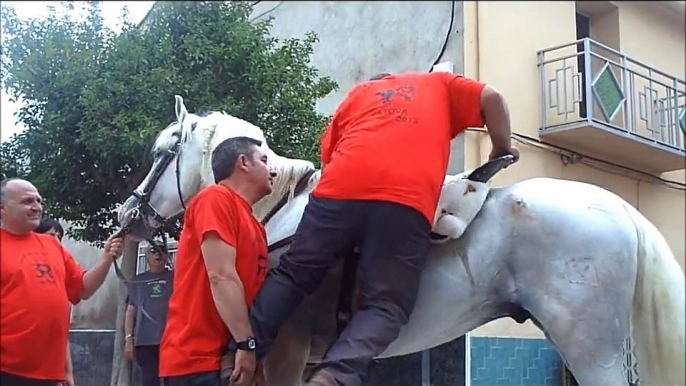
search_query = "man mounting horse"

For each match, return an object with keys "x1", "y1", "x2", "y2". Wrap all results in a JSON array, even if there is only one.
[{"x1": 239, "y1": 71, "x2": 519, "y2": 386}]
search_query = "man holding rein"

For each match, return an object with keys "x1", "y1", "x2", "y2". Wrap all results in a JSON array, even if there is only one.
[{"x1": 1, "y1": 177, "x2": 124, "y2": 386}]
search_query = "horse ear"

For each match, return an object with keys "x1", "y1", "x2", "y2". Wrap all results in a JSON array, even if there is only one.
[{"x1": 174, "y1": 95, "x2": 188, "y2": 124}]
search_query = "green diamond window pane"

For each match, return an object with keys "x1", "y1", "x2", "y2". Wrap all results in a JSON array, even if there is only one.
[
  {"x1": 680, "y1": 108, "x2": 686, "y2": 135},
  {"x1": 592, "y1": 62, "x2": 625, "y2": 121}
]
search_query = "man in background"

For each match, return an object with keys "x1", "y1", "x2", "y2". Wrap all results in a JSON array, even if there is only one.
[
  {"x1": 34, "y1": 218, "x2": 74, "y2": 386},
  {"x1": 124, "y1": 241, "x2": 174, "y2": 386}
]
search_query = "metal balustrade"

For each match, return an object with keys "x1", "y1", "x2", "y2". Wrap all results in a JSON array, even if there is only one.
[{"x1": 538, "y1": 38, "x2": 685, "y2": 155}]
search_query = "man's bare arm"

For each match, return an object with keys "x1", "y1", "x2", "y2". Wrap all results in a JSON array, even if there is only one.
[
  {"x1": 124, "y1": 304, "x2": 136, "y2": 338},
  {"x1": 201, "y1": 232, "x2": 253, "y2": 341},
  {"x1": 480, "y1": 85, "x2": 513, "y2": 157},
  {"x1": 65, "y1": 343, "x2": 74, "y2": 385},
  {"x1": 80, "y1": 235, "x2": 123, "y2": 299},
  {"x1": 80, "y1": 253, "x2": 114, "y2": 299}
]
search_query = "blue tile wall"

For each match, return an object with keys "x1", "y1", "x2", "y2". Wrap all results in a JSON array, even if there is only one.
[{"x1": 470, "y1": 337, "x2": 567, "y2": 386}]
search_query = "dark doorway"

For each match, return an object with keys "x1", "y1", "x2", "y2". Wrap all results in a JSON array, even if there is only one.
[{"x1": 576, "y1": 12, "x2": 591, "y2": 119}]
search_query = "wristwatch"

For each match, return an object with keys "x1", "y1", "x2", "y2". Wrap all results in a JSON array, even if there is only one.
[{"x1": 234, "y1": 337, "x2": 257, "y2": 352}]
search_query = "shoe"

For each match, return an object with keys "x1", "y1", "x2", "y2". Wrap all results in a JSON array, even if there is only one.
[{"x1": 306, "y1": 370, "x2": 338, "y2": 386}]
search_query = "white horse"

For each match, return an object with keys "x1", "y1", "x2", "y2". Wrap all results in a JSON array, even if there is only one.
[{"x1": 117, "y1": 96, "x2": 685, "y2": 386}]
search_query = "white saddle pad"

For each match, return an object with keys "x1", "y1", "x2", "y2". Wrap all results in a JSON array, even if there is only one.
[{"x1": 431, "y1": 174, "x2": 491, "y2": 242}]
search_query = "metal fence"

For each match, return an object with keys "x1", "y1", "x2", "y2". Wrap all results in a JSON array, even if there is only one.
[{"x1": 538, "y1": 37, "x2": 685, "y2": 152}]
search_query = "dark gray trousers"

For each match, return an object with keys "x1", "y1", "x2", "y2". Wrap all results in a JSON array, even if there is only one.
[
  {"x1": 163, "y1": 371, "x2": 221, "y2": 386},
  {"x1": 248, "y1": 195, "x2": 431, "y2": 386}
]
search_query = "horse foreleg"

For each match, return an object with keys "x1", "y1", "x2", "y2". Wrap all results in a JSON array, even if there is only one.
[{"x1": 262, "y1": 307, "x2": 312, "y2": 386}]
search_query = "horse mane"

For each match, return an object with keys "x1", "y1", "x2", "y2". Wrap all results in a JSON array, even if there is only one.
[{"x1": 155, "y1": 109, "x2": 318, "y2": 220}]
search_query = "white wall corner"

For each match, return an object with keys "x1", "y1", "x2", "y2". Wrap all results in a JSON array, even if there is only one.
[{"x1": 432, "y1": 61, "x2": 455, "y2": 74}]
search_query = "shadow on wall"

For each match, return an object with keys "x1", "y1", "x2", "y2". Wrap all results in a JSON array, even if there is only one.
[{"x1": 60, "y1": 221, "x2": 120, "y2": 329}]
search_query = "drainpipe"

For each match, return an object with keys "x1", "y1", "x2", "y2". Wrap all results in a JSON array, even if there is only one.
[
  {"x1": 475, "y1": 0, "x2": 481, "y2": 82},
  {"x1": 465, "y1": 4, "x2": 481, "y2": 384},
  {"x1": 474, "y1": 1, "x2": 490, "y2": 164}
]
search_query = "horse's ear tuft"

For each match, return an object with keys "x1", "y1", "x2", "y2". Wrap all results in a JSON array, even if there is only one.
[{"x1": 175, "y1": 95, "x2": 188, "y2": 124}]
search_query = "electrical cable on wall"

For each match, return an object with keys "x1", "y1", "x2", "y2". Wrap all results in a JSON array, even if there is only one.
[
  {"x1": 466, "y1": 128, "x2": 686, "y2": 192},
  {"x1": 250, "y1": 1, "x2": 284, "y2": 22},
  {"x1": 429, "y1": 0, "x2": 456, "y2": 72}
]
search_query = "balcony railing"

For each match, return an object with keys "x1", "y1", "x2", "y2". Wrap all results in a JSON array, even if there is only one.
[{"x1": 538, "y1": 38, "x2": 686, "y2": 156}]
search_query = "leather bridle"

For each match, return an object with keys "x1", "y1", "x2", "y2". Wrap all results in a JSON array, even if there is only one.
[
  {"x1": 112, "y1": 134, "x2": 186, "y2": 285},
  {"x1": 131, "y1": 136, "x2": 188, "y2": 227}
]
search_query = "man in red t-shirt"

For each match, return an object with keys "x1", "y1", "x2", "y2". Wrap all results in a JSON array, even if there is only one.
[
  {"x1": 159, "y1": 136, "x2": 274, "y2": 386},
  {"x1": 246, "y1": 71, "x2": 519, "y2": 386},
  {"x1": 0, "y1": 178, "x2": 124, "y2": 386}
]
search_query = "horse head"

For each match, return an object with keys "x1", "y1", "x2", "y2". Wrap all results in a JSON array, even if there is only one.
[
  {"x1": 430, "y1": 154, "x2": 517, "y2": 243},
  {"x1": 117, "y1": 95, "x2": 268, "y2": 240},
  {"x1": 117, "y1": 95, "x2": 315, "y2": 241}
]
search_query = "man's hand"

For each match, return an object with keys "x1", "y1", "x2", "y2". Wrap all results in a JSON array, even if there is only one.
[
  {"x1": 124, "y1": 336, "x2": 135, "y2": 361},
  {"x1": 489, "y1": 146, "x2": 520, "y2": 163},
  {"x1": 231, "y1": 350, "x2": 257, "y2": 385},
  {"x1": 104, "y1": 235, "x2": 124, "y2": 260},
  {"x1": 253, "y1": 360, "x2": 265, "y2": 385}
]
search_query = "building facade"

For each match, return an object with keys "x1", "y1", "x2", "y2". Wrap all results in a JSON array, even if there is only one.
[{"x1": 251, "y1": 1, "x2": 685, "y2": 385}]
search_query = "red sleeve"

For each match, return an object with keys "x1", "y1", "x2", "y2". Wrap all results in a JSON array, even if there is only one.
[
  {"x1": 191, "y1": 188, "x2": 239, "y2": 247},
  {"x1": 61, "y1": 246, "x2": 86, "y2": 305},
  {"x1": 320, "y1": 120, "x2": 337, "y2": 165},
  {"x1": 445, "y1": 74, "x2": 487, "y2": 137}
]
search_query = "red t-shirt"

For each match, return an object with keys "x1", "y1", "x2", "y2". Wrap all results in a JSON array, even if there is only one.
[
  {"x1": 159, "y1": 184, "x2": 268, "y2": 377},
  {"x1": 0, "y1": 229, "x2": 85, "y2": 381},
  {"x1": 313, "y1": 72, "x2": 486, "y2": 224}
]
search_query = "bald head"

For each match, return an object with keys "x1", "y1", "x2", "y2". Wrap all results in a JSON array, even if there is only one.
[
  {"x1": 1, "y1": 177, "x2": 43, "y2": 235},
  {"x1": 1, "y1": 178, "x2": 37, "y2": 202}
]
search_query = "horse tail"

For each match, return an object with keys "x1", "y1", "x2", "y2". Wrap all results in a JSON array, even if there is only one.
[{"x1": 624, "y1": 203, "x2": 685, "y2": 386}]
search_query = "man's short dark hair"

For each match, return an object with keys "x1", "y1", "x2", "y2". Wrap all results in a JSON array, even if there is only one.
[
  {"x1": 147, "y1": 240, "x2": 168, "y2": 256},
  {"x1": 35, "y1": 217, "x2": 64, "y2": 240},
  {"x1": 211, "y1": 136, "x2": 263, "y2": 183}
]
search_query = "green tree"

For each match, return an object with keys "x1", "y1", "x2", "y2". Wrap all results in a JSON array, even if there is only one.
[{"x1": 1, "y1": 0, "x2": 337, "y2": 244}]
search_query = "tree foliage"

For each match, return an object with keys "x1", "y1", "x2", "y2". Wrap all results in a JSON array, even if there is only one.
[{"x1": 1, "y1": 1, "x2": 337, "y2": 243}]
